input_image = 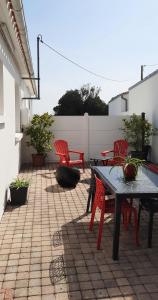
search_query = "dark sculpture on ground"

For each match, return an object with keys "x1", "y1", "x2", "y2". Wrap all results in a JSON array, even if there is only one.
[{"x1": 56, "y1": 166, "x2": 80, "y2": 188}]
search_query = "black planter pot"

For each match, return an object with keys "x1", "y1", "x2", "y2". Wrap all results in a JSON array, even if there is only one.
[
  {"x1": 10, "y1": 187, "x2": 28, "y2": 205},
  {"x1": 130, "y1": 145, "x2": 151, "y2": 161},
  {"x1": 130, "y1": 151, "x2": 147, "y2": 160}
]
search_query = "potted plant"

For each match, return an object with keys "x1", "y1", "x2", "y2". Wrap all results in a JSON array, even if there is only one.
[
  {"x1": 25, "y1": 113, "x2": 54, "y2": 167},
  {"x1": 9, "y1": 178, "x2": 29, "y2": 205},
  {"x1": 110, "y1": 156, "x2": 145, "y2": 181},
  {"x1": 121, "y1": 114, "x2": 157, "y2": 160},
  {"x1": 122, "y1": 157, "x2": 145, "y2": 181}
]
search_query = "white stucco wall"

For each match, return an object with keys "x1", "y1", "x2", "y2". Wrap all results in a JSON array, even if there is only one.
[
  {"x1": 22, "y1": 115, "x2": 128, "y2": 163},
  {"x1": 128, "y1": 72, "x2": 158, "y2": 162},
  {"x1": 0, "y1": 33, "x2": 31, "y2": 219}
]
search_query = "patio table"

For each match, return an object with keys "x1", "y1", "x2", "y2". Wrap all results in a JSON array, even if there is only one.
[{"x1": 91, "y1": 165, "x2": 158, "y2": 260}]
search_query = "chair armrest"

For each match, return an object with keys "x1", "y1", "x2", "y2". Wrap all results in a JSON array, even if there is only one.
[
  {"x1": 69, "y1": 150, "x2": 84, "y2": 155},
  {"x1": 69, "y1": 150, "x2": 84, "y2": 160},
  {"x1": 56, "y1": 152, "x2": 66, "y2": 157},
  {"x1": 101, "y1": 150, "x2": 114, "y2": 157}
]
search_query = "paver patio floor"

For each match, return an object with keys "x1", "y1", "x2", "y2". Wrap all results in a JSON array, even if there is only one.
[{"x1": 0, "y1": 164, "x2": 158, "y2": 299}]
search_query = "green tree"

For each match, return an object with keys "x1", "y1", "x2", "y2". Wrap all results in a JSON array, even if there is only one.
[
  {"x1": 53, "y1": 85, "x2": 108, "y2": 115},
  {"x1": 81, "y1": 84, "x2": 108, "y2": 115},
  {"x1": 53, "y1": 90, "x2": 84, "y2": 115}
]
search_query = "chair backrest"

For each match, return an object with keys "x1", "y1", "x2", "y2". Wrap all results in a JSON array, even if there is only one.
[
  {"x1": 94, "y1": 176, "x2": 105, "y2": 209},
  {"x1": 113, "y1": 139, "x2": 128, "y2": 158},
  {"x1": 54, "y1": 140, "x2": 70, "y2": 161}
]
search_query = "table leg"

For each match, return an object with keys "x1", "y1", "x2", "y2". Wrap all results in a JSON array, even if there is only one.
[
  {"x1": 113, "y1": 195, "x2": 122, "y2": 260},
  {"x1": 86, "y1": 170, "x2": 95, "y2": 213}
]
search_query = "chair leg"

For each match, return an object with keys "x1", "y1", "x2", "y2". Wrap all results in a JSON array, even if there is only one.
[
  {"x1": 97, "y1": 208, "x2": 105, "y2": 250},
  {"x1": 148, "y1": 211, "x2": 154, "y2": 248},
  {"x1": 132, "y1": 207, "x2": 140, "y2": 246},
  {"x1": 82, "y1": 160, "x2": 85, "y2": 172},
  {"x1": 89, "y1": 204, "x2": 97, "y2": 231},
  {"x1": 122, "y1": 209, "x2": 129, "y2": 231},
  {"x1": 137, "y1": 203, "x2": 142, "y2": 229},
  {"x1": 128, "y1": 198, "x2": 133, "y2": 224}
]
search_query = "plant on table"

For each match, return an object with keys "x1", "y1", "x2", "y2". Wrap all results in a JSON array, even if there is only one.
[
  {"x1": 25, "y1": 113, "x2": 54, "y2": 167},
  {"x1": 110, "y1": 156, "x2": 145, "y2": 181}
]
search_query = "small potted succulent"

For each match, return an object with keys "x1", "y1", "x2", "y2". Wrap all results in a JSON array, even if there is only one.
[
  {"x1": 9, "y1": 178, "x2": 29, "y2": 205},
  {"x1": 110, "y1": 156, "x2": 145, "y2": 181}
]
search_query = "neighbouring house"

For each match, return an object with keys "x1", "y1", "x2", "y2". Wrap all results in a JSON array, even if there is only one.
[
  {"x1": 128, "y1": 69, "x2": 158, "y2": 162},
  {"x1": 0, "y1": 0, "x2": 36, "y2": 218},
  {"x1": 109, "y1": 69, "x2": 158, "y2": 162},
  {"x1": 108, "y1": 91, "x2": 129, "y2": 116}
]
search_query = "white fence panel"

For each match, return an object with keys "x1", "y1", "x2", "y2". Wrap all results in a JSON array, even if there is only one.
[{"x1": 22, "y1": 115, "x2": 129, "y2": 163}]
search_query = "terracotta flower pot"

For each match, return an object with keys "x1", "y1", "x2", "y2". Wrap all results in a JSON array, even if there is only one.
[
  {"x1": 32, "y1": 154, "x2": 45, "y2": 167},
  {"x1": 123, "y1": 163, "x2": 137, "y2": 181}
]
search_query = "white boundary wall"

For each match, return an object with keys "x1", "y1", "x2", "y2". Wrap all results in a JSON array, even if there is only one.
[{"x1": 22, "y1": 115, "x2": 128, "y2": 163}]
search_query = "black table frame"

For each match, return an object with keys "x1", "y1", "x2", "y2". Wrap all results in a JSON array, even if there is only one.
[{"x1": 90, "y1": 166, "x2": 158, "y2": 260}]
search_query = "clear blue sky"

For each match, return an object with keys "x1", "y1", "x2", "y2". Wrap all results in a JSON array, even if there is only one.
[{"x1": 23, "y1": 0, "x2": 158, "y2": 114}]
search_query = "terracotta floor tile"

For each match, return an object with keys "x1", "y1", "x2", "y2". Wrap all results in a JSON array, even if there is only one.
[{"x1": 0, "y1": 164, "x2": 158, "y2": 299}]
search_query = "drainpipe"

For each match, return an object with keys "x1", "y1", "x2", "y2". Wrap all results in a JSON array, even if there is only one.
[
  {"x1": 121, "y1": 94, "x2": 128, "y2": 111},
  {"x1": 141, "y1": 112, "x2": 145, "y2": 151}
]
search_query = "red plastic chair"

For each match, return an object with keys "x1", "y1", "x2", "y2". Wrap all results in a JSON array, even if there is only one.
[
  {"x1": 101, "y1": 139, "x2": 128, "y2": 166},
  {"x1": 54, "y1": 140, "x2": 85, "y2": 171},
  {"x1": 89, "y1": 176, "x2": 139, "y2": 249}
]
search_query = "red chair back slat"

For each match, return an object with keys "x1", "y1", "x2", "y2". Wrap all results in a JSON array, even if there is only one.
[
  {"x1": 54, "y1": 140, "x2": 70, "y2": 161},
  {"x1": 114, "y1": 139, "x2": 128, "y2": 158},
  {"x1": 94, "y1": 176, "x2": 106, "y2": 210}
]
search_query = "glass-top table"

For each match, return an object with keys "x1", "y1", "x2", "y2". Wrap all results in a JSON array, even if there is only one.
[{"x1": 91, "y1": 166, "x2": 158, "y2": 260}]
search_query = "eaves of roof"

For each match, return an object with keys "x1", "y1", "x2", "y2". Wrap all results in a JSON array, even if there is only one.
[
  {"x1": 108, "y1": 91, "x2": 128, "y2": 104},
  {"x1": 5, "y1": 0, "x2": 37, "y2": 96},
  {"x1": 129, "y1": 69, "x2": 158, "y2": 91}
]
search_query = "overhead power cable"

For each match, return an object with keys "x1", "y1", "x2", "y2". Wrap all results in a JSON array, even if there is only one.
[{"x1": 40, "y1": 37, "x2": 128, "y2": 83}]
